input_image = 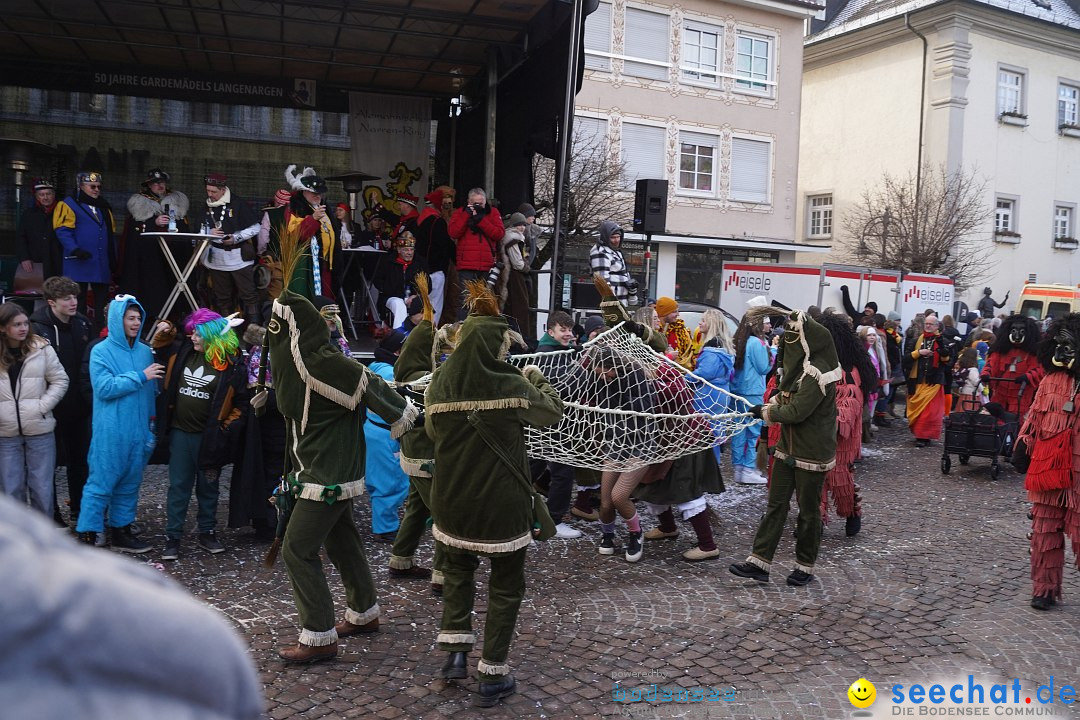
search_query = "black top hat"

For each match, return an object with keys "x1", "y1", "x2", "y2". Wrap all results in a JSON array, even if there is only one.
[{"x1": 299, "y1": 174, "x2": 328, "y2": 195}]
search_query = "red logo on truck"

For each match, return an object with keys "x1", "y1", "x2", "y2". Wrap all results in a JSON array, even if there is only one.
[{"x1": 723, "y1": 271, "x2": 771, "y2": 293}]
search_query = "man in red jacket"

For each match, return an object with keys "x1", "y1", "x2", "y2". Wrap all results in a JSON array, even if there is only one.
[{"x1": 448, "y1": 187, "x2": 503, "y2": 321}]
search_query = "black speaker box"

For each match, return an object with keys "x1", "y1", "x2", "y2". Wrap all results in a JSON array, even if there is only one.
[{"x1": 633, "y1": 178, "x2": 668, "y2": 234}]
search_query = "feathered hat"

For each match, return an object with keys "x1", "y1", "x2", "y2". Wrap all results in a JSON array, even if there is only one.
[{"x1": 285, "y1": 164, "x2": 328, "y2": 194}]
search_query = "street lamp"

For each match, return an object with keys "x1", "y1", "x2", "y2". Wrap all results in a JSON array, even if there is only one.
[{"x1": 325, "y1": 170, "x2": 380, "y2": 223}]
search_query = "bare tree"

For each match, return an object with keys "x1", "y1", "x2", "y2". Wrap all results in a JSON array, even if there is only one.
[
  {"x1": 841, "y1": 165, "x2": 994, "y2": 292},
  {"x1": 531, "y1": 126, "x2": 632, "y2": 266}
]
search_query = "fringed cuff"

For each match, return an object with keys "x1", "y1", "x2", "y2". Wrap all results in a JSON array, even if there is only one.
[
  {"x1": 432, "y1": 523, "x2": 533, "y2": 554},
  {"x1": 437, "y1": 631, "x2": 475, "y2": 645},
  {"x1": 398, "y1": 454, "x2": 432, "y2": 478},
  {"x1": 478, "y1": 659, "x2": 510, "y2": 676},
  {"x1": 390, "y1": 397, "x2": 419, "y2": 440},
  {"x1": 299, "y1": 627, "x2": 337, "y2": 646},
  {"x1": 746, "y1": 555, "x2": 771, "y2": 572},
  {"x1": 388, "y1": 554, "x2": 414, "y2": 570},
  {"x1": 345, "y1": 603, "x2": 379, "y2": 626},
  {"x1": 295, "y1": 478, "x2": 365, "y2": 502},
  {"x1": 794, "y1": 562, "x2": 815, "y2": 574}
]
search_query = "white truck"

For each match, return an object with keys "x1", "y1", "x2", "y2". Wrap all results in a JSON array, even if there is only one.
[{"x1": 717, "y1": 262, "x2": 955, "y2": 326}]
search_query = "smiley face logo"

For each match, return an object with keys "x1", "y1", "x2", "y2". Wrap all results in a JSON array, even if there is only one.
[{"x1": 848, "y1": 678, "x2": 876, "y2": 708}]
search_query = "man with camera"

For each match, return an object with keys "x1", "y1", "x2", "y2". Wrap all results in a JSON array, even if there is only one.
[{"x1": 448, "y1": 187, "x2": 504, "y2": 321}]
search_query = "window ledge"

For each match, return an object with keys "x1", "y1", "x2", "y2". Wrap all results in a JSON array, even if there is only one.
[
  {"x1": 999, "y1": 113, "x2": 1028, "y2": 127},
  {"x1": 1059, "y1": 125, "x2": 1080, "y2": 138},
  {"x1": 805, "y1": 235, "x2": 833, "y2": 242},
  {"x1": 1053, "y1": 237, "x2": 1078, "y2": 250},
  {"x1": 994, "y1": 232, "x2": 1022, "y2": 244}
]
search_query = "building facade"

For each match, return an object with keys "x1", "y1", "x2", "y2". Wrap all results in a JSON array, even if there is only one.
[
  {"x1": 796, "y1": 0, "x2": 1080, "y2": 310},
  {"x1": 572, "y1": 0, "x2": 824, "y2": 307}
]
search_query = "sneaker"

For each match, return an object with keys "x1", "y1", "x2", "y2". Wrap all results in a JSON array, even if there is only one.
[
  {"x1": 729, "y1": 560, "x2": 770, "y2": 582},
  {"x1": 198, "y1": 531, "x2": 226, "y2": 554},
  {"x1": 162, "y1": 538, "x2": 181, "y2": 561},
  {"x1": 110, "y1": 525, "x2": 152, "y2": 554},
  {"x1": 625, "y1": 531, "x2": 643, "y2": 563},
  {"x1": 644, "y1": 527, "x2": 679, "y2": 540},
  {"x1": 598, "y1": 532, "x2": 616, "y2": 555},
  {"x1": 738, "y1": 468, "x2": 768, "y2": 485},
  {"x1": 554, "y1": 523, "x2": 582, "y2": 539}
]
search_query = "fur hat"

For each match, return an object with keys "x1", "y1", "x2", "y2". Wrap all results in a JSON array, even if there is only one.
[{"x1": 655, "y1": 297, "x2": 678, "y2": 317}]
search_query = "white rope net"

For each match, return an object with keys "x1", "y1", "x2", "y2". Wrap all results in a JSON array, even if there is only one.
[{"x1": 498, "y1": 324, "x2": 759, "y2": 472}]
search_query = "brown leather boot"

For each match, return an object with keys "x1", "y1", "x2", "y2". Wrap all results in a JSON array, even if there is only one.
[
  {"x1": 334, "y1": 617, "x2": 379, "y2": 637},
  {"x1": 278, "y1": 642, "x2": 338, "y2": 663}
]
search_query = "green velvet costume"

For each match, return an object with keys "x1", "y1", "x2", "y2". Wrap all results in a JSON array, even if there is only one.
[
  {"x1": 388, "y1": 318, "x2": 443, "y2": 584},
  {"x1": 425, "y1": 312, "x2": 563, "y2": 680},
  {"x1": 268, "y1": 289, "x2": 417, "y2": 646},
  {"x1": 746, "y1": 309, "x2": 840, "y2": 576}
]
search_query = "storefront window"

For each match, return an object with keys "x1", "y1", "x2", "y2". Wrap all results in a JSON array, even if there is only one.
[
  {"x1": 674, "y1": 244, "x2": 777, "y2": 307},
  {"x1": 559, "y1": 236, "x2": 657, "y2": 309}
]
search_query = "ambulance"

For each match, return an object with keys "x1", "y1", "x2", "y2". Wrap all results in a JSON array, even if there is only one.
[{"x1": 1014, "y1": 283, "x2": 1080, "y2": 321}]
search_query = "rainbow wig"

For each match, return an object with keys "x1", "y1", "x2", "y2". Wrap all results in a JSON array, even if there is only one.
[{"x1": 185, "y1": 308, "x2": 239, "y2": 371}]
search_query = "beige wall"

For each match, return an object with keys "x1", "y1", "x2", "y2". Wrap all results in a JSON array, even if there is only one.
[
  {"x1": 797, "y1": 11, "x2": 1080, "y2": 310},
  {"x1": 578, "y1": 0, "x2": 812, "y2": 242},
  {"x1": 796, "y1": 33, "x2": 924, "y2": 263},
  {"x1": 955, "y1": 28, "x2": 1080, "y2": 304}
]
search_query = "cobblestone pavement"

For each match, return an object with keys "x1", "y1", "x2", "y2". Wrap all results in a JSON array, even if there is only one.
[{"x1": 65, "y1": 419, "x2": 1080, "y2": 719}]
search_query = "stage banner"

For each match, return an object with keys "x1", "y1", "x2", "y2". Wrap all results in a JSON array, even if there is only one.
[{"x1": 349, "y1": 92, "x2": 431, "y2": 222}]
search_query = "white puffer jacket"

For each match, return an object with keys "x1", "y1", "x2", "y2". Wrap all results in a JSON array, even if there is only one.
[{"x1": 0, "y1": 336, "x2": 69, "y2": 437}]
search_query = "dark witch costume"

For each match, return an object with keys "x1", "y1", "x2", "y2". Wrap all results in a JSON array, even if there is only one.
[
  {"x1": 983, "y1": 315, "x2": 1043, "y2": 417},
  {"x1": 730, "y1": 308, "x2": 841, "y2": 586},
  {"x1": 121, "y1": 169, "x2": 190, "y2": 323},
  {"x1": 425, "y1": 281, "x2": 562, "y2": 706},
  {"x1": 817, "y1": 313, "x2": 877, "y2": 537},
  {"x1": 268, "y1": 288, "x2": 416, "y2": 663},
  {"x1": 1013, "y1": 314, "x2": 1080, "y2": 610}
]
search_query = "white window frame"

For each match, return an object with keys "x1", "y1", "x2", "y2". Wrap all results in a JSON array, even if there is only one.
[
  {"x1": 807, "y1": 194, "x2": 833, "y2": 239},
  {"x1": 1059, "y1": 82, "x2": 1079, "y2": 128},
  {"x1": 680, "y1": 19, "x2": 722, "y2": 88},
  {"x1": 996, "y1": 67, "x2": 1025, "y2": 116},
  {"x1": 1054, "y1": 204, "x2": 1074, "y2": 239},
  {"x1": 584, "y1": 1, "x2": 612, "y2": 72},
  {"x1": 734, "y1": 30, "x2": 776, "y2": 97},
  {"x1": 623, "y1": 6, "x2": 671, "y2": 82},
  {"x1": 620, "y1": 120, "x2": 667, "y2": 190},
  {"x1": 729, "y1": 134, "x2": 772, "y2": 205},
  {"x1": 676, "y1": 130, "x2": 719, "y2": 196},
  {"x1": 995, "y1": 197, "x2": 1016, "y2": 233}
]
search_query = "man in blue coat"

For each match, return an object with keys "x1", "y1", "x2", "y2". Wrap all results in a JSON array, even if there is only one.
[
  {"x1": 76, "y1": 296, "x2": 164, "y2": 552},
  {"x1": 53, "y1": 171, "x2": 117, "y2": 330}
]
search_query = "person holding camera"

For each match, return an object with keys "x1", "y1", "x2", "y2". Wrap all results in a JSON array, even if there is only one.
[
  {"x1": 448, "y1": 187, "x2": 504, "y2": 321},
  {"x1": 589, "y1": 221, "x2": 638, "y2": 308}
]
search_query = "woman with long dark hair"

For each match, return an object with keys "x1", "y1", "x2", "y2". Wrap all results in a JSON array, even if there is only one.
[
  {"x1": 730, "y1": 312, "x2": 772, "y2": 484},
  {"x1": 0, "y1": 302, "x2": 69, "y2": 515}
]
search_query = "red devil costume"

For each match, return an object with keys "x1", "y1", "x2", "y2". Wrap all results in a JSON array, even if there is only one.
[
  {"x1": 1014, "y1": 313, "x2": 1080, "y2": 610},
  {"x1": 816, "y1": 314, "x2": 877, "y2": 536},
  {"x1": 982, "y1": 315, "x2": 1043, "y2": 418}
]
